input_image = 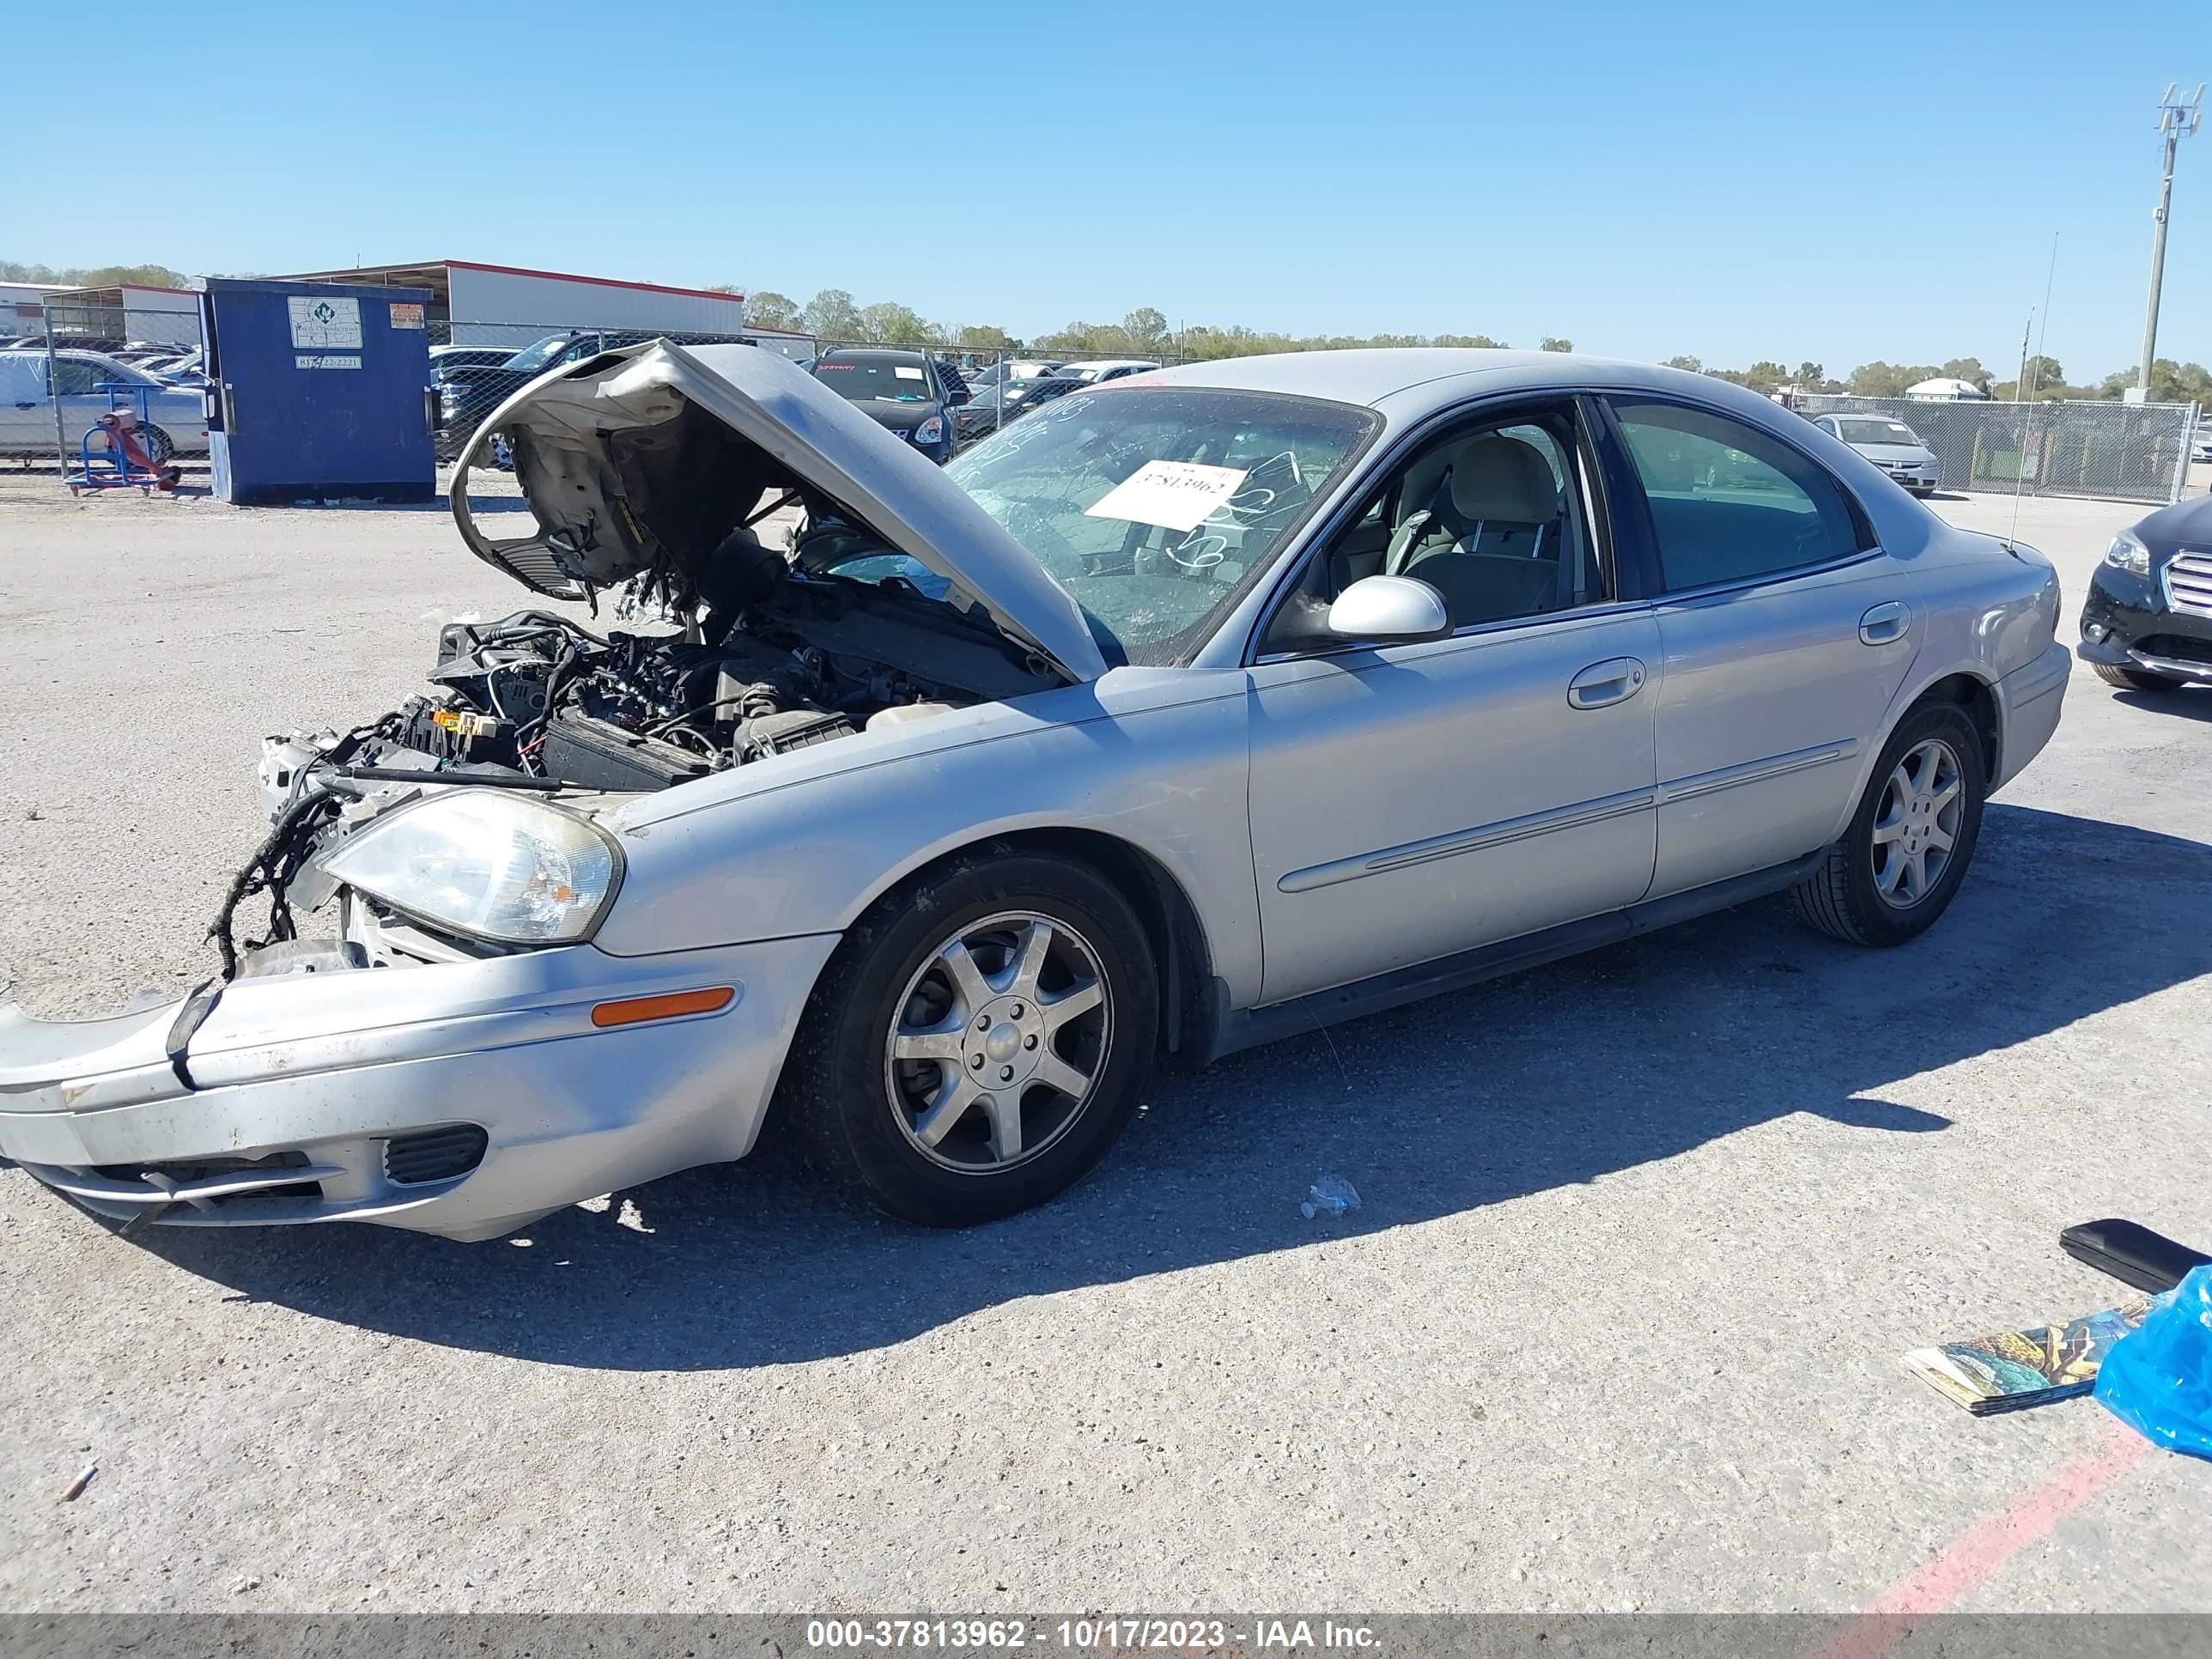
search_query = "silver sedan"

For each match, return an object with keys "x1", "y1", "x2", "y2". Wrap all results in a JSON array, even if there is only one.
[{"x1": 0, "y1": 346, "x2": 2069, "y2": 1239}]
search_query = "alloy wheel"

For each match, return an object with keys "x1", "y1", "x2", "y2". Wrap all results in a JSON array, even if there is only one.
[
  {"x1": 883, "y1": 910, "x2": 1111, "y2": 1172},
  {"x1": 1871, "y1": 738, "x2": 1963, "y2": 908}
]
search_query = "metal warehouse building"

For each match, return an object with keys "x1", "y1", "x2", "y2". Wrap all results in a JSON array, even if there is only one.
[
  {"x1": 5, "y1": 282, "x2": 202, "y2": 345},
  {"x1": 273, "y1": 259, "x2": 811, "y2": 356}
]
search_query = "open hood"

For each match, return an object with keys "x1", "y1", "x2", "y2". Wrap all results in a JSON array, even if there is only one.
[{"x1": 449, "y1": 341, "x2": 1108, "y2": 684}]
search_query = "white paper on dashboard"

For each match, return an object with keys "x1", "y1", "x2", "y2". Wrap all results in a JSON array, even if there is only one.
[
  {"x1": 1084, "y1": 461, "x2": 1249, "y2": 533},
  {"x1": 894, "y1": 365, "x2": 925, "y2": 380}
]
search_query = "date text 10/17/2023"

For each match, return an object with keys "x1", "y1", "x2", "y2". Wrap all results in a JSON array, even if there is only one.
[{"x1": 804, "y1": 1620, "x2": 1382, "y2": 1651}]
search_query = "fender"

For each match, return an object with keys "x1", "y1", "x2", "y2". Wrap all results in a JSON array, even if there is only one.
[{"x1": 592, "y1": 666, "x2": 1267, "y2": 1006}]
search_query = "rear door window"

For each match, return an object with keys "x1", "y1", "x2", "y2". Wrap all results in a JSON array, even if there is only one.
[{"x1": 1609, "y1": 400, "x2": 1869, "y2": 592}]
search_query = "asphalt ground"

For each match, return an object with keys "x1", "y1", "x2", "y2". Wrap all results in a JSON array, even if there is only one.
[{"x1": 0, "y1": 470, "x2": 2208, "y2": 1616}]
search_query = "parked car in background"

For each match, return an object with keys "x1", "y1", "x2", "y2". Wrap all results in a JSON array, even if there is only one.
[
  {"x1": 2190, "y1": 432, "x2": 2212, "y2": 465},
  {"x1": 435, "y1": 330, "x2": 754, "y2": 460},
  {"x1": 952, "y1": 373, "x2": 1085, "y2": 446},
  {"x1": 430, "y1": 345, "x2": 521, "y2": 376},
  {"x1": 2078, "y1": 492, "x2": 2212, "y2": 693},
  {"x1": 962, "y1": 358, "x2": 1064, "y2": 394},
  {"x1": 811, "y1": 346, "x2": 965, "y2": 463},
  {"x1": 1810, "y1": 413, "x2": 1940, "y2": 496},
  {"x1": 142, "y1": 349, "x2": 209, "y2": 389},
  {"x1": 0, "y1": 349, "x2": 210, "y2": 459},
  {"x1": 1055, "y1": 359, "x2": 1161, "y2": 384},
  {"x1": 0, "y1": 347, "x2": 2068, "y2": 1240}
]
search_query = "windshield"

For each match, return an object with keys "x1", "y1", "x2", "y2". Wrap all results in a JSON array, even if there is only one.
[
  {"x1": 1836, "y1": 418, "x2": 1923, "y2": 447},
  {"x1": 502, "y1": 335, "x2": 581, "y2": 374},
  {"x1": 814, "y1": 354, "x2": 935, "y2": 403},
  {"x1": 944, "y1": 386, "x2": 1378, "y2": 665}
]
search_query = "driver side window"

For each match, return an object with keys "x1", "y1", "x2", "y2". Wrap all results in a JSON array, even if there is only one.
[{"x1": 1302, "y1": 409, "x2": 1605, "y2": 637}]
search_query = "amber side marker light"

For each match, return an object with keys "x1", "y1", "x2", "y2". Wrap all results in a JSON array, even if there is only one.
[{"x1": 590, "y1": 987, "x2": 737, "y2": 1028}]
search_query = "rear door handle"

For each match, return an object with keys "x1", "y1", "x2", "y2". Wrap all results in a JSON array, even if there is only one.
[
  {"x1": 1860, "y1": 600, "x2": 1909, "y2": 645},
  {"x1": 1567, "y1": 656, "x2": 1647, "y2": 710}
]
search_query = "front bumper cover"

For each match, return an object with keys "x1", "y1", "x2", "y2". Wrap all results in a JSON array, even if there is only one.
[
  {"x1": 0, "y1": 930, "x2": 839, "y2": 1242},
  {"x1": 2076, "y1": 565, "x2": 2212, "y2": 683}
]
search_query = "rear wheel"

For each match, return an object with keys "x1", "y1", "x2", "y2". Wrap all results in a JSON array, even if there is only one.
[
  {"x1": 1792, "y1": 702, "x2": 1986, "y2": 947},
  {"x1": 2093, "y1": 660, "x2": 2189, "y2": 694},
  {"x1": 781, "y1": 848, "x2": 1158, "y2": 1224},
  {"x1": 142, "y1": 425, "x2": 175, "y2": 464}
]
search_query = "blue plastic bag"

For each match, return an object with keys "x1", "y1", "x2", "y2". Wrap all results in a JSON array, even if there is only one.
[{"x1": 2095, "y1": 1263, "x2": 2212, "y2": 1461}]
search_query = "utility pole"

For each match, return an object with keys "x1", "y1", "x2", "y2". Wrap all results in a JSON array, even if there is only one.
[{"x1": 2139, "y1": 83, "x2": 2204, "y2": 398}]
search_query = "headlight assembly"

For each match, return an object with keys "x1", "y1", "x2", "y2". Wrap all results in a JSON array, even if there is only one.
[
  {"x1": 319, "y1": 790, "x2": 621, "y2": 945},
  {"x1": 914, "y1": 415, "x2": 945, "y2": 444},
  {"x1": 2104, "y1": 531, "x2": 2153, "y2": 575}
]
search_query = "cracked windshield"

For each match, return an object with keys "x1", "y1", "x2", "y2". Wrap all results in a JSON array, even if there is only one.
[{"x1": 943, "y1": 386, "x2": 1376, "y2": 665}]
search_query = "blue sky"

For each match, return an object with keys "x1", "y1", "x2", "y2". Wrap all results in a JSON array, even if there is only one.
[{"x1": 13, "y1": 0, "x2": 2208, "y2": 380}]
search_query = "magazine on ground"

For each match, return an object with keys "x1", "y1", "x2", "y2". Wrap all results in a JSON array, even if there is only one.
[{"x1": 1904, "y1": 1293, "x2": 2169, "y2": 1415}]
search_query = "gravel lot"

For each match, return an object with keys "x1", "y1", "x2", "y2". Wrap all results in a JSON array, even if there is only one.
[{"x1": 1, "y1": 471, "x2": 2209, "y2": 1615}]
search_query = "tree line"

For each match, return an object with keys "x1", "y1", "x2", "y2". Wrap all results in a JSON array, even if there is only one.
[
  {"x1": 750, "y1": 288, "x2": 2209, "y2": 403},
  {"x1": 738, "y1": 289, "x2": 1573, "y2": 362}
]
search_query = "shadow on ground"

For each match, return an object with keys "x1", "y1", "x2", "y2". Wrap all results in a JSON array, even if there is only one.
[
  {"x1": 2114, "y1": 686, "x2": 2212, "y2": 722},
  {"x1": 120, "y1": 804, "x2": 2212, "y2": 1370}
]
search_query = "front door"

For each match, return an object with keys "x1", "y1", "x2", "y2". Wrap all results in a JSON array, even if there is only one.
[
  {"x1": 1602, "y1": 398, "x2": 1919, "y2": 898},
  {"x1": 1244, "y1": 401, "x2": 1662, "y2": 1005}
]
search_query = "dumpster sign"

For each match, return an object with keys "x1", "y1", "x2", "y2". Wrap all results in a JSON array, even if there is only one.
[{"x1": 288, "y1": 295, "x2": 362, "y2": 350}]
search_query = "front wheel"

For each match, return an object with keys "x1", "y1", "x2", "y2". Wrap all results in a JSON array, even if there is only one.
[
  {"x1": 142, "y1": 425, "x2": 176, "y2": 465},
  {"x1": 2093, "y1": 660, "x2": 2189, "y2": 694},
  {"x1": 781, "y1": 848, "x2": 1158, "y2": 1224},
  {"x1": 1792, "y1": 702, "x2": 1987, "y2": 946}
]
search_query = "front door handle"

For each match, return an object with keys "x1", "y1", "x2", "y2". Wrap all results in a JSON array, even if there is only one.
[
  {"x1": 1567, "y1": 656, "x2": 1647, "y2": 710},
  {"x1": 1860, "y1": 600, "x2": 1909, "y2": 645}
]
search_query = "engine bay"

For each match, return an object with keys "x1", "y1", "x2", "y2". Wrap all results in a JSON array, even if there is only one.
[
  {"x1": 317, "y1": 515, "x2": 1061, "y2": 795},
  {"x1": 214, "y1": 343, "x2": 1094, "y2": 979}
]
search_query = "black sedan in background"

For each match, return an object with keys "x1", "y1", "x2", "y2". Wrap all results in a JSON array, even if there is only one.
[
  {"x1": 810, "y1": 348, "x2": 966, "y2": 464},
  {"x1": 2078, "y1": 493, "x2": 2212, "y2": 693}
]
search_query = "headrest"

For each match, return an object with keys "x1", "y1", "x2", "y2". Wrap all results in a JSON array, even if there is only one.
[{"x1": 1449, "y1": 434, "x2": 1558, "y2": 524}]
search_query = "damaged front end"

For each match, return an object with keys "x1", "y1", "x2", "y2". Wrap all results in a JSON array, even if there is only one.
[
  {"x1": 0, "y1": 341, "x2": 1103, "y2": 1239},
  {"x1": 222, "y1": 339, "x2": 1101, "y2": 981}
]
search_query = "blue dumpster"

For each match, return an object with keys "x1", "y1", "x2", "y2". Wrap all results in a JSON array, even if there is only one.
[{"x1": 201, "y1": 278, "x2": 435, "y2": 504}]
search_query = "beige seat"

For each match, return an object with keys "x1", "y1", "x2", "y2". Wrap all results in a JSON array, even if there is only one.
[{"x1": 1386, "y1": 433, "x2": 1566, "y2": 626}]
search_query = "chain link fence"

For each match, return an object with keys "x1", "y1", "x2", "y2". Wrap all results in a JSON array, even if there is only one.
[
  {"x1": 2, "y1": 297, "x2": 207, "y2": 478},
  {"x1": 1796, "y1": 393, "x2": 2199, "y2": 505}
]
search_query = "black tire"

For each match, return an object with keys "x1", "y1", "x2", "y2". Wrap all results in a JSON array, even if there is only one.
[
  {"x1": 2093, "y1": 660, "x2": 2188, "y2": 694},
  {"x1": 143, "y1": 426, "x2": 175, "y2": 465},
  {"x1": 1792, "y1": 702, "x2": 1987, "y2": 947},
  {"x1": 780, "y1": 846, "x2": 1158, "y2": 1225}
]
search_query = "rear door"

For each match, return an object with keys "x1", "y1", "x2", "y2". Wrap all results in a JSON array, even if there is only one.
[{"x1": 1601, "y1": 398, "x2": 1917, "y2": 898}]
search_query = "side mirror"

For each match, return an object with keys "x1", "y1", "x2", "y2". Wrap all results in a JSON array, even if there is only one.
[
  {"x1": 1325, "y1": 574, "x2": 1451, "y2": 642},
  {"x1": 945, "y1": 383, "x2": 971, "y2": 406}
]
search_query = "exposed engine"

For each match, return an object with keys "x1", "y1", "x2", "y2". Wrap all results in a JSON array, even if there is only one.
[
  {"x1": 218, "y1": 359, "x2": 1075, "y2": 978},
  {"x1": 283, "y1": 518, "x2": 1040, "y2": 799}
]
